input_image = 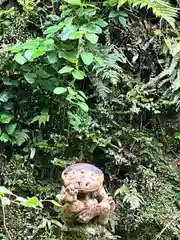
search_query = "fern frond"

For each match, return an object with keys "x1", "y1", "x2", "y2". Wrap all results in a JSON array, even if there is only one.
[
  {"x1": 91, "y1": 76, "x2": 111, "y2": 100},
  {"x1": 118, "y1": 0, "x2": 178, "y2": 28}
]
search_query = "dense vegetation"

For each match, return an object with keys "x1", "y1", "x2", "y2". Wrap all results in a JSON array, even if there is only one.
[{"x1": 0, "y1": 0, "x2": 180, "y2": 239}]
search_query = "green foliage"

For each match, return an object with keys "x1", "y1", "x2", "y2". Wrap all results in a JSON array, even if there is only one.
[
  {"x1": 0, "y1": 0, "x2": 180, "y2": 239},
  {"x1": 104, "y1": 0, "x2": 178, "y2": 28}
]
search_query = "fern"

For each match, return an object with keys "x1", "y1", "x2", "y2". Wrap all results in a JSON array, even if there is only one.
[
  {"x1": 104, "y1": 0, "x2": 178, "y2": 29},
  {"x1": 13, "y1": 129, "x2": 29, "y2": 146},
  {"x1": 91, "y1": 49, "x2": 124, "y2": 100}
]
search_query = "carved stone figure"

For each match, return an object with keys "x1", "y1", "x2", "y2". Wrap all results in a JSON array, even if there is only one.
[{"x1": 56, "y1": 163, "x2": 115, "y2": 226}]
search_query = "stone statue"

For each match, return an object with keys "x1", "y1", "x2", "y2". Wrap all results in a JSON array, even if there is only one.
[{"x1": 56, "y1": 163, "x2": 116, "y2": 227}]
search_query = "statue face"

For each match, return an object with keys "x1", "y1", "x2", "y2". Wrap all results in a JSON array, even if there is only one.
[{"x1": 62, "y1": 163, "x2": 104, "y2": 192}]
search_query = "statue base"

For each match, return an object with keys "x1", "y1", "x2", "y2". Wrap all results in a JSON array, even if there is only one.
[{"x1": 57, "y1": 224, "x2": 119, "y2": 240}]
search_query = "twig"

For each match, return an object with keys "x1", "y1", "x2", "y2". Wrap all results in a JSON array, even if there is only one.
[{"x1": 2, "y1": 205, "x2": 12, "y2": 240}]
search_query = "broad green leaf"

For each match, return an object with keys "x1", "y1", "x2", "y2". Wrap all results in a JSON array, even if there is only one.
[
  {"x1": 24, "y1": 50, "x2": 34, "y2": 61},
  {"x1": 14, "y1": 53, "x2": 27, "y2": 65},
  {"x1": 78, "y1": 91, "x2": 87, "y2": 100},
  {"x1": 109, "y1": 11, "x2": 119, "y2": 18},
  {"x1": 47, "y1": 200, "x2": 61, "y2": 207},
  {"x1": 119, "y1": 11, "x2": 128, "y2": 17},
  {"x1": 76, "y1": 94, "x2": 85, "y2": 102},
  {"x1": 0, "y1": 186, "x2": 14, "y2": 195},
  {"x1": 0, "y1": 133, "x2": 10, "y2": 142},
  {"x1": 61, "y1": 26, "x2": 76, "y2": 41},
  {"x1": 69, "y1": 31, "x2": 83, "y2": 40},
  {"x1": 24, "y1": 73, "x2": 37, "y2": 84},
  {"x1": 23, "y1": 196, "x2": 42, "y2": 208},
  {"x1": 72, "y1": 70, "x2": 85, "y2": 80},
  {"x1": 86, "y1": 24, "x2": 102, "y2": 34},
  {"x1": 5, "y1": 123, "x2": 17, "y2": 135},
  {"x1": 0, "y1": 92, "x2": 9, "y2": 102},
  {"x1": 64, "y1": 0, "x2": 82, "y2": 5},
  {"x1": 85, "y1": 33, "x2": 98, "y2": 44},
  {"x1": 95, "y1": 19, "x2": 108, "y2": 27},
  {"x1": 0, "y1": 113, "x2": 12, "y2": 123},
  {"x1": 77, "y1": 102, "x2": 89, "y2": 112},
  {"x1": 103, "y1": 0, "x2": 118, "y2": 7},
  {"x1": 42, "y1": 39, "x2": 55, "y2": 51},
  {"x1": 47, "y1": 52, "x2": 58, "y2": 64},
  {"x1": 43, "y1": 25, "x2": 59, "y2": 35},
  {"x1": 53, "y1": 87, "x2": 67, "y2": 94},
  {"x1": 81, "y1": 52, "x2": 94, "y2": 65},
  {"x1": 10, "y1": 43, "x2": 23, "y2": 53},
  {"x1": 22, "y1": 39, "x2": 39, "y2": 50},
  {"x1": 59, "y1": 66, "x2": 74, "y2": 74},
  {"x1": 67, "y1": 87, "x2": 77, "y2": 95},
  {"x1": 1, "y1": 196, "x2": 11, "y2": 206},
  {"x1": 119, "y1": 16, "x2": 126, "y2": 26},
  {"x1": 31, "y1": 49, "x2": 46, "y2": 60}
]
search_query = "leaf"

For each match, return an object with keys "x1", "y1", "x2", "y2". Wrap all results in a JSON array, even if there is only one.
[
  {"x1": 59, "y1": 66, "x2": 74, "y2": 74},
  {"x1": 85, "y1": 33, "x2": 98, "y2": 44},
  {"x1": 0, "y1": 133, "x2": 10, "y2": 143},
  {"x1": 23, "y1": 197, "x2": 42, "y2": 208},
  {"x1": 77, "y1": 102, "x2": 89, "y2": 112},
  {"x1": 53, "y1": 87, "x2": 67, "y2": 94},
  {"x1": 1, "y1": 197, "x2": 11, "y2": 206},
  {"x1": 119, "y1": 11, "x2": 128, "y2": 17},
  {"x1": 81, "y1": 52, "x2": 94, "y2": 65},
  {"x1": 47, "y1": 200, "x2": 61, "y2": 207},
  {"x1": 5, "y1": 123, "x2": 17, "y2": 135},
  {"x1": 95, "y1": 19, "x2": 108, "y2": 27},
  {"x1": 78, "y1": 90, "x2": 87, "y2": 100},
  {"x1": 31, "y1": 49, "x2": 46, "y2": 60},
  {"x1": 72, "y1": 70, "x2": 85, "y2": 80},
  {"x1": 0, "y1": 186, "x2": 14, "y2": 195},
  {"x1": 109, "y1": 11, "x2": 119, "y2": 18},
  {"x1": 86, "y1": 24, "x2": 102, "y2": 34},
  {"x1": 24, "y1": 73, "x2": 37, "y2": 84},
  {"x1": 0, "y1": 113, "x2": 12, "y2": 123},
  {"x1": 118, "y1": 16, "x2": 126, "y2": 26},
  {"x1": 0, "y1": 92, "x2": 10, "y2": 103},
  {"x1": 24, "y1": 50, "x2": 34, "y2": 61},
  {"x1": 64, "y1": 0, "x2": 82, "y2": 5},
  {"x1": 61, "y1": 26, "x2": 76, "y2": 41},
  {"x1": 14, "y1": 53, "x2": 27, "y2": 65},
  {"x1": 67, "y1": 87, "x2": 77, "y2": 95},
  {"x1": 22, "y1": 39, "x2": 39, "y2": 50},
  {"x1": 47, "y1": 52, "x2": 58, "y2": 64},
  {"x1": 43, "y1": 25, "x2": 59, "y2": 35},
  {"x1": 13, "y1": 129, "x2": 29, "y2": 146}
]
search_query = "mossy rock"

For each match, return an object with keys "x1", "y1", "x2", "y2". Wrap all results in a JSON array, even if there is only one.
[{"x1": 57, "y1": 224, "x2": 119, "y2": 240}]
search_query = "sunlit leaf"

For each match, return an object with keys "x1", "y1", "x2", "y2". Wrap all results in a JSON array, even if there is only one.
[
  {"x1": 77, "y1": 102, "x2": 89, "y2": 112},
  {"x1": 81, "y1": 52, "x2": 94, "y2": 65},
  {"x1": 72, "y1": 70, "x2": 85, "y2": 80},
  {"x1": 1, "y1": 197, "x2": 11, "y2": 206},
  {"x1": 59, "y1": 66, "x2": 74, "y2": 74},
  {"x1": 53, "y1": 87, "x2": 67, "y2": 94},
  {"x1": 24, "y1": 73, "x2": 37, "y2": 84},
  {"x1": 85, "y1": 33, "x2": 98, "y2": 44},
  {"x1": 14, "y1": 53, "x2": 27, "y2": 65},
  {"x1": 23, "y1": 197, "x2": 42, "y2": 208}
]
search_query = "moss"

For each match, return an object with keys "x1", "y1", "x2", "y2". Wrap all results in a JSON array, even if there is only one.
[{"x1": 57, "y1": 225, "x2": 118, "y2": 240}]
